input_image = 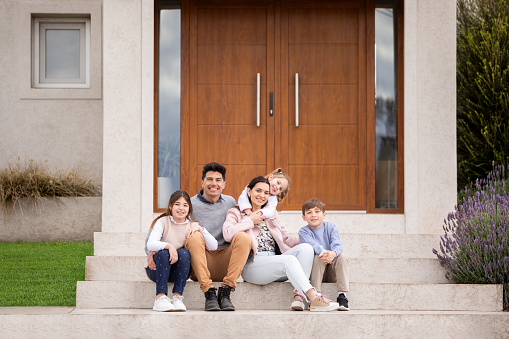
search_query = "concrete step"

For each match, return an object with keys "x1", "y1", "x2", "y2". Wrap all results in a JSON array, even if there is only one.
[
  {"x1": 2, "y1": 308, "x2": 508, "y2": 338},
  {"x1": 76, "y1": 280, "x2": 504, "y2": 312},
  {"x1": 94, "y1": 232, "x2": 441, "y2": 259},
  {"x1": 140, "y1": 211, "x2": 408, "y2": 234},
  {"x1": 85, "y1": 256, "x2": 449, "y2": 284}
]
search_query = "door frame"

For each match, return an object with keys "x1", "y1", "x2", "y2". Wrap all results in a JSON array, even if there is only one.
[{"x1": 154, "y1": 0, "x2": 405, "y2": 213}]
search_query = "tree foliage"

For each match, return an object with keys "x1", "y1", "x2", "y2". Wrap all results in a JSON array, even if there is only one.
[{"x1": 457, "y1": 0, "x2": 509, "y2": 189}]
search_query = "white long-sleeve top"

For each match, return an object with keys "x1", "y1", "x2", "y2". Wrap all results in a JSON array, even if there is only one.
[
  {"x1": 145, "y1": 216, "x2": 218, "y2": 254},
  {"x1": 238, "y1": 185, "x2": 278, "y2": 218}
]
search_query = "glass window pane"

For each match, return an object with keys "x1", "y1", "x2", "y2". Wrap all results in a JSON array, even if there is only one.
[
  {"x1": 157, "y1": 6, "x2": 181, "y2": 209},
  {"x1": 375, "y1": 3, "x2": 398, "y2": 209},
  {"x1": 45, "y1": 29, "x2": 81, "y2": 78}
]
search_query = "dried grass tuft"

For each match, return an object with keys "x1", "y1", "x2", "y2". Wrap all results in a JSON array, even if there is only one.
[{"x1": 0, "y1": 160, "x2": 101, "y2": 213}]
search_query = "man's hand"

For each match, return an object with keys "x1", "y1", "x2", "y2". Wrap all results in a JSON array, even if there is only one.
[
  {"x1": 249, "y1": 210, "x2": 264, "y2": 225},
  {"x1": 186, "y1": 224, "x2": 204, "y2": 239},
  {"x1": 147, "y1": 251, "x2": 156, "y2": 270}
]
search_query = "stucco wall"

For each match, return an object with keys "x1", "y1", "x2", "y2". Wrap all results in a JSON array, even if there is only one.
[
  {"x1": 404, "y1": 0, "x2": 457, "y2": 234},
  {"x1": 0, "y1": 0, "x2": 103, "y2": 188},
  {"x1": 0, "y1": 197, "x2": 102, "y2": 242}
]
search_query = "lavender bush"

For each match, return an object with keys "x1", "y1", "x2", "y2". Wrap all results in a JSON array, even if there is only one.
[{"x1": 433, "y1": 163, "x2": 509, "y2": 310}]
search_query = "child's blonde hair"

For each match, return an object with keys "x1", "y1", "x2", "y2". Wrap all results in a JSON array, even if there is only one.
[{"x1": 265, "y1": 168, "x2": 291, "y2": 203}]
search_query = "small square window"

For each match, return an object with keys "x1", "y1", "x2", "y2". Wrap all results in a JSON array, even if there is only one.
[{"x1": 33, "y1": 17, "x2": 90, "y2": 88}]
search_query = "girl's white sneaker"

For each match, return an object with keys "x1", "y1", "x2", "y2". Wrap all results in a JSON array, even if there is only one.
[
  {"x1": 172, "y1": 295, "x2": 187, "y2": 311},
  {"x1": 153, "y1": 295, "x2": 175, "y2": 312}
]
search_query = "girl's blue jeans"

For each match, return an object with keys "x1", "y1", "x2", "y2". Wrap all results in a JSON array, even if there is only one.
[{"x1": 145, "y1": 248, "x2": 191, "y2": 296}]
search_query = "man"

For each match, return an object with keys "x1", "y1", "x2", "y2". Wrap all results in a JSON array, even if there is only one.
[{"x1": 185, "y1": 162, "x2": 252, "y2": 311}]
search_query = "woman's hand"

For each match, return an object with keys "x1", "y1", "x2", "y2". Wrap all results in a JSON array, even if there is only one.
[
  {"x1": 249, "y1": 210, "x2": 264, "y2": 225},
  {"x1": 167, "y1": 243, "x2": 179, "y2": 264},
  {"x1": 186, "y1": 224, "x2": 204, "y2": 239}
]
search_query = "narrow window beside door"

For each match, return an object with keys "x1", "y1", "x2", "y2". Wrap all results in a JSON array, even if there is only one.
[{"x1": 156, "y1": 1, "x2": 181, "y2": 209}]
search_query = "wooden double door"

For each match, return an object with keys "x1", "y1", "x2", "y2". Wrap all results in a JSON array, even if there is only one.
[{"x1": 182, "y1": 0, "x2": 367, "y2": 211}]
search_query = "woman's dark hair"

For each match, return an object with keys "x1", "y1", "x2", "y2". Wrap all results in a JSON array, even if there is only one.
[
  {"x1": 150, "y1": 190, "x2": 194, "y2": 229},
  {"x1": 246, "y1": 176, "x2": 271, "y2": 209}
]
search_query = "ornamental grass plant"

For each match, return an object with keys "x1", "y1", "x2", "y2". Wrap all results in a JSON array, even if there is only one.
[
  {"x1": 0, "y1": 159, "x2": 100, "y2": 213},
  {"x1": 433, "y1": 163, "x2": 509, "y2": 310}
]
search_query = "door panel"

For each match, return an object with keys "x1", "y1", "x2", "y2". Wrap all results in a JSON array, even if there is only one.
[
  {"x1": 281, "y1": 0, "x2": 367, "y2": 210},
  {"x1": 197, "y1": 85, "x2": 267, "y2": 125},
  {"x1": 187, "y1": 0, "x2": 366, "y2": 210},
  {"x1": 197, "y1": 125, "x2": 267, "y2": 164},
  {"x1": 289, "y1": 45, "x2": 358, "y2": 84},
  {"x1": 288, "y1": 8, "x2": 359, "y2": 44},
  {"x1": 289, "y1": 166, "x2": 360, "y2": 207},
  {"x1": 189, "y1": 1, "x2": 274, "y2": 197},
  {"x1": 289, "y1": 126, "x2": 359, "y2": 164},
  {"x1": 288, "y1": 85, "x2": 358, "y2": 125}
]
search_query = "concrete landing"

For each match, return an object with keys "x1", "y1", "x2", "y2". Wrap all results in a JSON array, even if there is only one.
[{"x1": 0, "y1": 308, "x2": 508, "y2": 338}]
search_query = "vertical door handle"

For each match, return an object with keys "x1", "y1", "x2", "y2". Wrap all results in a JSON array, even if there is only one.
[
  {"x1": 256, "y1": 73, "x2": 261, "y2": 127},
  {"x1": 270, "y1": 92, "x2": 273, "y2": 116},
  {"x1": 295, "y1": 73, "x2": 299, "y2": 127}
]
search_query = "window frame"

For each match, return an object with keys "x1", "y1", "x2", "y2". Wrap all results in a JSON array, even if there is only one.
[
  {"x1": 367, "y1": 0, "x2": 404, "y2": 213},
  {"x1": 33, "y1": 17, "x2": 91, "y2": 88}
]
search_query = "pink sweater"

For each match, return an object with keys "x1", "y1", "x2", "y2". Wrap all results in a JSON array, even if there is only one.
[{"x1": 223, "y1": 208, "x2": 300, "y2": 259}]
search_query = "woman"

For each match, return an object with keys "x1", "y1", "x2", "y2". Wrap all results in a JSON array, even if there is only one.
[{"x1": 223, "y1": 176, "x2": 339, "y2": 312}]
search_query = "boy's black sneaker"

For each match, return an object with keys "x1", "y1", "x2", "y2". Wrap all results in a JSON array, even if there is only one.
[
  {"x1": 337, "y1": 293, "x2": 349, "y2": 311},
  {"x1": 218, "y1": 285, "x2": 235, "y2": 311},
  {"x1": 204, "y1": 287, "x2": 220, "y2": 311}
]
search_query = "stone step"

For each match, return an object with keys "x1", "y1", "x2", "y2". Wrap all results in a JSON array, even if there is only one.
[
  {"x1": 140, "y1": 211, "x2": 408, "y2": 234},
  {"x1": 2, "y1": 308, "x2": 508, "y2": 338},
  {"x1": 76, "y1": 281, "x2": 503, "y2": 312},
  {"x1": 94, "y1": 232, "x2": 441, "y2": 259},
  {"x1": 85, "y1": 256, "x2": 449, "y2": 284}
]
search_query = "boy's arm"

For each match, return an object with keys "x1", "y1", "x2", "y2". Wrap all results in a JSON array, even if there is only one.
[
  {"x1": 298, "y1": 227, "x2": 325, "y2": 255},
  {"x1": 328, "y1": 223, "x2": 344, "y2": 257},
  {"x1": 261, "y1": 195, "x2": 278, "y2": 217},
  {"x1": 237, "y1": 186, "x2": 252, "y2": 212}
]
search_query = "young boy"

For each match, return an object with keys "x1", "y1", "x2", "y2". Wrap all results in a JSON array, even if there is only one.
[{"x1": 299, "y1": 198, "x2": 350, "y2": 311}]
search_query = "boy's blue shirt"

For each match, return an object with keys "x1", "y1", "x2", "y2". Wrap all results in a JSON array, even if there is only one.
[{"x1": 299, "y1": 221, "x2": 343, "y2": 257}]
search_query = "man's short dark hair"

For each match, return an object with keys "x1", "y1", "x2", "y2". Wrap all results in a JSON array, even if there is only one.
[
  {"x1": 302, "y1": 198, "x2": 326, "y2": 215},
  {"x1": 202, "y1": 162, "x2": 227, "y2": 180}
]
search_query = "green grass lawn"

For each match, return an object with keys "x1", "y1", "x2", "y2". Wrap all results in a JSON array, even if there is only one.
[{"x1": 0, "y1": 241, "x2": 93, "y2": 306}]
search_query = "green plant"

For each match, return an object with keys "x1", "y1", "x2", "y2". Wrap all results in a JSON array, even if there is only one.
[
  {"x1": 158, "y1": 136, "x2": 180, "y2": 177},
  {"x1": 434, "y1": 163, "x2": 509, "y2": 310},
  {"x1": 0, "y1": 241, "x2": 93, "y2": 306},
  {"x1": 0, "y1": 159, "x2": 101, "y2": 212},
  {"x1": 457, "y1": 0, "x2": 509, "y2": 190}
]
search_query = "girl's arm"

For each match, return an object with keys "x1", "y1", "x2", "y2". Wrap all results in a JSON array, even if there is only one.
[
  {"x1": 201, "y1": 228, "x2": 218, "y2": 251},
  {"x1": 223, "y1": 208, "x2": 255, "y2": 242},
  {"x1": 146, "y1": 220, "x2": 168, "y2": 252},
  {"x1": 260, "y1": 195, "x2": 278, "y2": 218},
  {"x1": 237, "y1": 186, "x2": 253, "y2": 212}
]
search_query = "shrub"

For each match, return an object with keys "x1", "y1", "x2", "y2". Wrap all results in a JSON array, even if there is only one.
[
  {"x1": 433, "y1": 163, "x2": 509, "y2": 310},
  {"x1": 457, "y1": 0, "x2": 509, "y2": 190},
  {"x1": 0, "y1": 160, "x2": 101, "y2": 212}
]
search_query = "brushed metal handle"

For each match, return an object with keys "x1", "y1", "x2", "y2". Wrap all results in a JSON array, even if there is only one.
[
  {"x1": 295, "y1": 73, "x2": 299, "y2": 127},
  {"x1": 257, "y1": 73, "x2": 261, "y2": 127}
]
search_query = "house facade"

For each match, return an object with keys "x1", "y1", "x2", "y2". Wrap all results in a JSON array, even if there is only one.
[{"x1": 0, "y1": 0, "x2": 456, "y2": 236}]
